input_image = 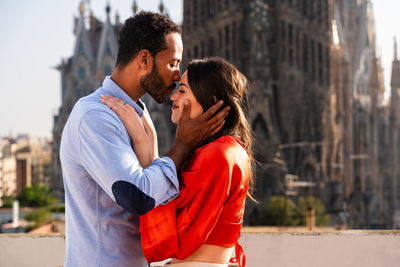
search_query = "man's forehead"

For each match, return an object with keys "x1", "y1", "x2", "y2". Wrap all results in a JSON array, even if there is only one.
[{"x1": 166, "y1": 33, "x2": 183, "y2": 53}]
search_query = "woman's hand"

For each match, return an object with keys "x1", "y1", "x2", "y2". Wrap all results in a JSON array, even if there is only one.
[{"x1": 100, "y1": 94, "x2": 153, "y2": 168}]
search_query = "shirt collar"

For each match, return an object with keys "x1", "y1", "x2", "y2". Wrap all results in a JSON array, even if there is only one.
[{"x1": 101, "y1": 76, "x2": 144, "y2": 117}]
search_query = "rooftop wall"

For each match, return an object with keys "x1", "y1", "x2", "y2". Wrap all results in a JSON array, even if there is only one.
[{"x1": 1, "y1": 230, "x2": 399, "y2": 267}]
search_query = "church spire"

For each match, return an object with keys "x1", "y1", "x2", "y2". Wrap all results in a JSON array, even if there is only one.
[
  {"x1": 105, "y1": 1, "x2": 111, "y2": 20},
  {"x1": 391, "y1": 36, "x2": 400, "y2": 89},
  {"x1": 132, "y1": 1, "x2": 138, "y2": 15},
  {"x1": 79, "y1": 0, "x2": 85, "y2": 17},
  {"x1": 158, "y1": 0, "x2": 169, "y2": 17}
]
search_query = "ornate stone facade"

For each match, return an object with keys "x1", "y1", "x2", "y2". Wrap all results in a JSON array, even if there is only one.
[
  {"x1": 182, "y1": 0, "x2": 400, "y2": 228},
  {"x1": 53, "y1": 1, "x2": 400, "y2": 228}
]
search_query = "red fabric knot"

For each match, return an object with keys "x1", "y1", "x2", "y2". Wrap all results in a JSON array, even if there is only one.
[{"x1": 229, "y1": 242, "x2": 246, "y2": 267}]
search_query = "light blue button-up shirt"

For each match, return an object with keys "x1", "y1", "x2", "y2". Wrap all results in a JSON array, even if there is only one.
[{"x1": 60, "y1": 76, "x2": 179, "y2": 266}]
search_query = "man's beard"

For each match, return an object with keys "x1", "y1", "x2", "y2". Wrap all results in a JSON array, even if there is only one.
[{"x1": 140, "y1": 63, "x2": 175, "y2": 103}]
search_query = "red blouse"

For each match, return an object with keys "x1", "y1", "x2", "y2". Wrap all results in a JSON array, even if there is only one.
[{"x1": 140, "y1": 135, "x2": 249, "y2": 264}]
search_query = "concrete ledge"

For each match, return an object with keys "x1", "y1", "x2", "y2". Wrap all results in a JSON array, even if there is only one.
[
  {"x1": 1, "y1": 231, "x2": 400, "y2": 267},
  {"x1": 0, "y1": 233, "x2": 65, "y2": 267},
  {"x1": 240, "y1": 229, "x2": 400, "y2": 267}
]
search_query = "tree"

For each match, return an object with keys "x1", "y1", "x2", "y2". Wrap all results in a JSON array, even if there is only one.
[
  {"x1": 17, "y1": 184, "x2": 56, "y2": 207},
  {"x1": 298, "y1": 196, "x2": 330, "y2": 226},
  {"x1": 254, "y1": 196, "x2": 302, "y2": 226},
  {"x1": 0, "y1": 195, "x2": 13, "y2": 208},
  {"x1": 251, "y1": 196, "x2": 330, "y2": 227}
]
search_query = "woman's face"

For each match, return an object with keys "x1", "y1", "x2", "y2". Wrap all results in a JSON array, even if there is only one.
[{"x1": 170, "y1": 71, "x2": 203, "y2": 124}]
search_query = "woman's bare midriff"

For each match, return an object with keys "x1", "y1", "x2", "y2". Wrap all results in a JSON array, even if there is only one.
[{"x1": 171, "y1": 244, "x2": 234, "y2": 264}]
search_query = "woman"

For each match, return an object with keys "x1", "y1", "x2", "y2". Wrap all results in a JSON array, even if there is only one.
[{"x1": 101, "y1": 57, "x2": 254, "y2": 267}]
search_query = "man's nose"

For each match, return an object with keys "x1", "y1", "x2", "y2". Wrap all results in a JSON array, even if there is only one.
[{"x1": 173, "y1": 70, "x2": 181, "y2": 81}]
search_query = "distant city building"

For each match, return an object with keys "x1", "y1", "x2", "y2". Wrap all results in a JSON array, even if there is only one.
[
  {"x1": 52, "y1": 0, "x2": 400, "y2": 228},
  {"x1": 0, "y1": 135, "x2": 52, "y2": 204}
]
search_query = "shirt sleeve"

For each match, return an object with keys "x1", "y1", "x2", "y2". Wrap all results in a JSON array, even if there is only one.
[
  {"x1": 140, "y1": 142, "x2": 234, "y2": 262},
  {"x1": 78, "y1": 109, "x2": 179, "y2": 215}
]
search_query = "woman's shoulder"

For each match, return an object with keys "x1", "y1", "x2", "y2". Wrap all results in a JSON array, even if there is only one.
[{"x1": 195, "y1": 135, "x2": 248, "y2": 161}]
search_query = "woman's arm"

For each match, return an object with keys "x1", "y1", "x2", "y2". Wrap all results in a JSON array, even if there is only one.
[
  {"x1": 141, "y1": 107, "x2": 159, "y2": 160},
  {"x1": 100, "y1": 94, "x2": 153, "y2": 168}
]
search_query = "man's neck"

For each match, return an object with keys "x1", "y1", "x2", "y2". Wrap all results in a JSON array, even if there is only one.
[{"x1": 110, "y1": 66, "x2": 144, "y2": 102}]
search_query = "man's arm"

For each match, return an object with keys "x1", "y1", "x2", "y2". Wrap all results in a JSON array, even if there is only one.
[
  {"x1": 166, "y1": 99, "x2": 230, "y2": 170},
  {"x1": 79, "y1": 110, "x2": 179, "y2": 215}
]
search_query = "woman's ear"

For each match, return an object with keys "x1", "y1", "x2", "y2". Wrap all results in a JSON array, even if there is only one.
[{"x1": 137, "y1": 49, "x2": 153, "y2": 71}]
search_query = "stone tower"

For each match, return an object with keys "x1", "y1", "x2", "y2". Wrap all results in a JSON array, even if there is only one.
[
  {"x1": 390, "y1": 38, "x2": 400, "y2": 228},
  {"x1": 182, "y1": 0, "x2": 332, "y2": 217},
  {"x1": 52, "y1": 2, "x2": 121, "y2": 196}
]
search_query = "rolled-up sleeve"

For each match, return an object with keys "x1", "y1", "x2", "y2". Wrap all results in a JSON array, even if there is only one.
[{"x1": 78, "y1": 109, "x2": 179, "y2": 215}]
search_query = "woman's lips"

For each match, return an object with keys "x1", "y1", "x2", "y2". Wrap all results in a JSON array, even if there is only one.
[{"x1": 172, "y1": 105, "x2": 179, "y2": 110}]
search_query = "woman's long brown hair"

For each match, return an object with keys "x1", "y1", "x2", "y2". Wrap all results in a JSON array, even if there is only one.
[{"x1": 187, "y1": 57, "x2": 256, "y2": 202}]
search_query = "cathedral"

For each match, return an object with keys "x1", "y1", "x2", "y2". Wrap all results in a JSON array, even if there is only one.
[{"x1": 52, "y1": 0, "x2": 400, "y2": 229}]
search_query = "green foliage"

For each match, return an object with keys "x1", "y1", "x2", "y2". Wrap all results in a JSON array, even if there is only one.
[
  {"x1": 252, "y1": 196, "x2": 330, "y2": 227},
  {"x1": 48, "y1": 204, "x2": 65, "y2": 213},
  {"x1": 24, "y1": 208, "x2": 52, "y2": 231},
  {"x1": 17, "y1": 184, "x2": 56, "y2": 207},
  {"x1": 1, "y1": 195, "x2": 14, "y2": 208},
  {"x1": 253, "y1": 196, "x2": 302, "y2": 226}
]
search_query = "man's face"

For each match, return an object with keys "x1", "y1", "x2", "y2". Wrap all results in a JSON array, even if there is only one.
[{"x1": 140, "y1": 32, "x2": 183, "y2": 103}]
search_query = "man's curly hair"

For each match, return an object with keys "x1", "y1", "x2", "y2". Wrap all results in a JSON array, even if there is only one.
[{"x1": 116, "y1": 11, "x2": 181, "y2": 68}]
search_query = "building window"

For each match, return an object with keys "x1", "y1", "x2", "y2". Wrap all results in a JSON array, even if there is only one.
[
  {"x1": 225, "y1": 0, "x2": 230, "y2": 9},
  {"x1": 194, "y1": 0, "x2": 198, "y2": 27},
  {"x1": 311, "y1": 40, "x2": 315, "y2": 81},
  {"x1": 302, "y1": 0, "x2": 307, "y2": 16},
  {"x1": 303, "y1": 34, "x2": 308, "y2": 73},
  {"x1": 281, "y1": 21, "x2": 286, "y2": 42},
  {"x1": 324, "y1": 0, "x2": 329, "y2": 28},
  {"x1": 201, "y1": 42, "x2": 205, "y2": 58},
  {"x1": 217, "y1": 0, "x2": 222, "y2": 12},
  {"x1": 318, "y1": 42, "x2": 323, "y2": 85},
  {"x1": 225, "y1": 25, "x2": 230, "y2": 45},
  {"x1": 288, "y1": 24, "x2": 293, "y2": 46},
  {"x1": 310, "y1": 0, "x2": 315, "y2": 20},
  {"x1": 78, "y1": 66, "x2": 86, "y2": 80},
  {"x1": 208, "y1": 0, "x2": 215, "y2": 18},
  {"x1": 200, "y1": 0, "x2": 206, "y2": 25},
  {"x1": 317, "y1": 0, "x2": 323, "y2": 24},
  {"x1": 194, "y1": 46, "x2": 199, "y2": 58},
  {"x1": 325, "y1": 46, "x2": 330, "y2": 85},
  {"x1": 296, "y1": 28, "x2": 300, "y2": 67}
]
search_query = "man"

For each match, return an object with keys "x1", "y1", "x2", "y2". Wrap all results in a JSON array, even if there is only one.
[{"x1": 60, "y1": 12, "x2": 228, "y2": 266}]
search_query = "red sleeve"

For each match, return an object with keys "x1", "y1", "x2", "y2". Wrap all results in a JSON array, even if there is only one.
[{"x1": 140, "y1": 141, "x2": 232, "y2": 262}]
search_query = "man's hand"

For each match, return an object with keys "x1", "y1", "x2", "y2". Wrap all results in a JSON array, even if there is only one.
[{"x1": 166, "y1": 100, "x2": 230, "y2": 170}]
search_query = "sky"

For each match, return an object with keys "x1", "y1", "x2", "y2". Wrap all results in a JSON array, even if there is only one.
[{"x1": 0, "y1": 0, "x2": 399, "y2": 138}]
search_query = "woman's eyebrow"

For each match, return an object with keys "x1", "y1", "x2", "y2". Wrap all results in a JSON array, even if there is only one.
[{"x1": 179, "y1": 82, "x2": 189, "y2": 88}]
